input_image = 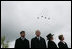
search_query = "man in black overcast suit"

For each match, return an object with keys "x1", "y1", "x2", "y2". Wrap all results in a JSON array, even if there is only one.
[
  {"x1": 31, "y1": 30, "x2": 46, "y2": 48},
  {"x1": 15, "y1": 31, "x2": 29, "y2": 48},
  {"x1": 46, "y1": 33, "x2": 58, "y2": 48}
]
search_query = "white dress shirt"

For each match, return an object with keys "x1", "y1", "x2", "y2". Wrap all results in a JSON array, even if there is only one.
[
  {"x1": 21, "y1": 37, "x2": 25, "y2": 40},
  {"x1": 37, "y1": 36, "x2": 40, "y2": 40}
]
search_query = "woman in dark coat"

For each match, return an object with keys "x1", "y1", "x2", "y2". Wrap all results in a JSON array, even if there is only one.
[
  {"x1": 58, "y1": 35, "x2": 68, "y2": 48},
  {"x1": 46, "y1": 33, "x2": 58, "y2": 48}
]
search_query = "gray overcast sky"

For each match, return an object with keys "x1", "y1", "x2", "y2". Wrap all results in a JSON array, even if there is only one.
[{"x1": 1, "y1": 1, "x2": 71, "y2": 48}]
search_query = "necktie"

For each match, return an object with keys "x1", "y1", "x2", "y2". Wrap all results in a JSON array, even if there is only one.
[{"x1": 38, "y1": 37, "x2": 40, "y2": 40}]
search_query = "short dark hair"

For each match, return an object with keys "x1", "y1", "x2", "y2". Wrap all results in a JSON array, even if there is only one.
[
  {"x1": 20, "y1": 31, "x2": 25, "y2": 34},
  {"x1": 58, "y1": 35, "x2": 63, "y2": 40}
]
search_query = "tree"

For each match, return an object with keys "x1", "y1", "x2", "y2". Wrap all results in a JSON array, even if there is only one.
[{"x1": 1, "y1": 36, "x2": 9, "y2": 48}]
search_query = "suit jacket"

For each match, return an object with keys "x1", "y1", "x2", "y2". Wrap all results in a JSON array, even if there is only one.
[
  {"x1": 48, "y1": 41, "x2": 58, "y2": 48},
  {"x1": 58, "y1": 41, "x2": 68, "y2": 48},
  {"x1": 31, "y1": 37, "x2": 46, "y2": 48},
  {"x1": 15, "y1": 37, "x2": 29, "y2": 48}
]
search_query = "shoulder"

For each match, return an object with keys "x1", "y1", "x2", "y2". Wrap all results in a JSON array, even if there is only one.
[
  {"x1": 15, "y1": 37, "x2": 21, "y2": 42},
  {"x1": 31, "y1": 37, "x2": 36, "y2": 40},
  {"x1": 48, "y1": 41, "x2": 55, "y2": 44},
  {"x1": 25, "y1": 38, "x2": 29, "y2": 42},
  {"x1": 16, "y1": 38, "x2": 21, "y2": 40},
  {"x1": 40, "y1": 37, "x2": 45, "y2": 40},
  {"x1": 58, "y1": 41, "x2": 63, "y2": 45}
]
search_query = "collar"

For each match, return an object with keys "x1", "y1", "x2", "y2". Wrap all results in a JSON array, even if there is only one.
[
  {"x1": 60, "y1": 41, "x2": 66, "y2": 44},
  {"x1": 36, "y1": 36, "x2": 40, "y2": 40},
  {"x1": 21, "y1": 37, "x2": 25, "y2": 40}
]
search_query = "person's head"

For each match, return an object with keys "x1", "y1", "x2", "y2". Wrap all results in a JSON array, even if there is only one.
[
  {"x1": 46, "y1": 33, "x2": 54, "y2": 41},
  {"x1": 50, "y1": 36, "x2": 53, "y2": 41},
  {"x1": 58, "y1": 35, "x2": 64, "y2": 41},
  {"x1": 20, "y1": 31, "x2": 25, "y2": 37},
  {"x1": 35, "y1": 30, "x2": 41, "y2": 37}
]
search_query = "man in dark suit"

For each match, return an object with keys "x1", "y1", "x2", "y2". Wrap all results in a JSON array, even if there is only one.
[
  {"x1": 15, "y1": 31, "x2": 29, "y2": 48},
  {"x1": 31, "y1": 30, "x2": 46, "y2": 48},
  {"x1": 58, "y1": 35, "x2": 68, "y2": 48},
  {"x1": 46, "y1": 33, "x2": 58, "y2": 48}
]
